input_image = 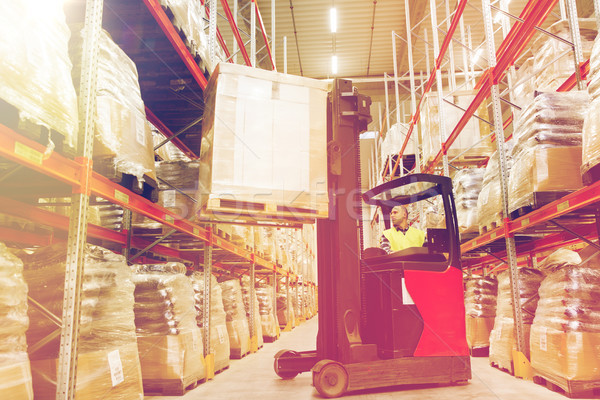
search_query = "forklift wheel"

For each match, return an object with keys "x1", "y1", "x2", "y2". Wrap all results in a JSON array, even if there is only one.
[
  {"x1": 312, "y1": 360, "x2": 348, "y2": 398},
  {"x1": 274, "y1": 350, "x2": 300, "y2": 379}
]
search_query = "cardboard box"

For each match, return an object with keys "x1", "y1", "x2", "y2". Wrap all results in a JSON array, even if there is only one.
[
  {"x1": 531, "y1": 326, "x2": 600, "y2": 381},
  {"x1": 226, "y1": 319, "x2": 250, "y2": 358},
  {"x1": 136, "y1": 328, "x2": 205, "y2": 382},
  {"x1": 466, "y1": 316, "x2": 495, "y2": 349},
  {"x1": 0, "y1": 361, "x2": 33, "y2": 399},
  {"x1": 532, "y1": 146, "x2": 583, "y2": 192},
  {"x1": 31, "y1": 342, "x2": 143, "y2": 400}
]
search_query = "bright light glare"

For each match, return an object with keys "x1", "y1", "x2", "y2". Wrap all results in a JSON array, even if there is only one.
[
  {"x1": 473, "y1": 48, "x2": 483, "y2": 62},
  {"x1": 494, "y1": 12, "x2": 503, "y2": 23},
  {"x1": 332, "y1": 55, "x2": 338, "y2": 74},
  {"x1": 330, "y1": 8, "x2": 337, "y2": 33}
]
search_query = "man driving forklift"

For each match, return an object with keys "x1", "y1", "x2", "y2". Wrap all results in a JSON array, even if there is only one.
[{"x1": 380, "y1": 205, "x2": 426, "y2": 253}]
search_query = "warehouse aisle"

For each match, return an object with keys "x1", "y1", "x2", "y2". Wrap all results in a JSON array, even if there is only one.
[{"x1": 152, "y1": 316, "x2": 570, "y2": 400}]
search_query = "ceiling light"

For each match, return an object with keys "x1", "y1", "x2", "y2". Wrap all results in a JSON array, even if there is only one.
[
  {"x1": 332, "y1": 55, "x2": 338, "y2": 75},
  {"x1": 330, "y1": 8, "x2": 337, "y2": 33}
]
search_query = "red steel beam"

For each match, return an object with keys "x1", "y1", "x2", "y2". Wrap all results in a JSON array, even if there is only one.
[
  {"x1": 200, "y1": 0, "x2": 233, "y2": 62},
  {"x1": 142, "y1": 0, "x2": 208, "y2": 90},
  {"x1": 0, "y1": 226, "x2": 54, "y2": 247},
  {"x1": 253, "y1": 0, "x2": 276, "y2": 70},
  {"x1": 145, "y1": 106, "x2": 198, "y2": 160},
  {"x1": 220, "y1": 0, "x2": 253, "y2": 66},
  {"x1": 557, "y1": 60, "x2": 590, "y2": 91}
]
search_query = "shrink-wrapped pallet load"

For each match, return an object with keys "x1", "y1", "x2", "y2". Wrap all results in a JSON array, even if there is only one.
[
  {"x1": 380, "y1": 123, "x2": 409, "y2": 167},
  {"x1": 465, "y1": 276, "x2": 498, "y2": 354},
  {"x1": 219, "y1": 278, "x2": 251, "y2": 358},
  {"x1": 454, "y1": 168, "x2": 484, "y2": 234},
  {"x1": 131, "y1": 263, "x2": 205, "y2": 393},
  {"x1": 277, "y1": 281, "x2": 295, "y2": 328},
  {"x1": 0, "y1": 243, "x2": 33, "y2": 399},
  {"x1": 23, "y1": 244, "x2": 143, "y2": 399},
  {"x1": 70, "y1": 28, "x2": 156, "y2": 185},
  {"x1": 156, "y1": 160, "x2": 200, "y2": 222},
  {"x1": 489, "y1": 268, "x2": 544, "y2": 373},
  {"x1": 153, "y1": 128, "x2": 190, "y2": 162},
  {"x1": 581, "y1": 34, "x2": 600, "y2": 182},
  {"x1": 256, "y1": 284, "x2": 279, "y2": 341},
  {"x1": 420, "y1": 91, "x2": 493, "y2": 165},
  {"x1": 530, "y1": 251, "x2": 600, "y2": 385},
  {"x1": 532, "y1": 19, "x2": 596, "y2": 91},
  {"x1": 198, "y1": 63, "x2": 329, "y2": 222},
  {"x1": 507, "y1": 91, "x2": 587, "y2": 214},
  {"x1": 477, "y1": 143, "x2": 514, "y2": 234},
  {"x1": 0, "y1": 1, "x2": 78, "y2": 148},
  {"x1": 241, "y1": 276, "x2": 264, "y2": 349},
  {"x1": 512, "y1": 57, "x2": 535, "y2": 123},
  {"x1": 189, "y1": 272, "x2": 230, "y2": 373}
]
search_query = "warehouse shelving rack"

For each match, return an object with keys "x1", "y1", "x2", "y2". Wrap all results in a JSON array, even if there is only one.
[
  {"x1": 375, "y1": 0, "x2": 599, "y2": 380},
  {"x1": 0, "y1": 0, "x2": 316, "y2": 398}
]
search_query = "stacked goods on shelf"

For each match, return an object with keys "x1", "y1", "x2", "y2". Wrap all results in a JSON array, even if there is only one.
[
  {"x1": 291, "y1": 286, "x2": 302, "y2": 320},
  {"x1": 420, "y1": 91, "x2": 493, "y2": 165},
  {"x1": 489, "y1": 268, "x2": 544, "y2": 373},
  {"x1": 198, "y1": 63, "x2": 329, "y2": 222},
  {"x1": 152, "y1": 128, "x2": 190, "y2": 162},
  {"x1": 532, "y1": 19, "x2": 596, "y2": 91},
  {"x1": 276, "y1": 281, "x2": 294, "y2": 328},
  {"x1": 23, "y1": 244, "x2": 143, "y2": 399},
  {"x1": 96, "y1": 202, "x2": 124, "y2": 231},
  {"x1": 0, "y1": 243, "x2": 32, "y2": 399},
  {"x1": 0, "y1": 1, "x2": 78, "y2": 149},
  {"x1": 219, "y1": 278, "x2": 251, "y2": 358},
  {"x1": 507, "y1": 91, "x2": 588, "y2": 215},
  {"x1": 189, "y1": 272, "x2": 230, "y2": 373},
  {"x1": 512, "y1": 57, "x2": 535, "y2": 123},
  {"x1": 70, "y1": 28, "x2": 156, "y2": 187},
  {"x1": 156, "y1": 160, "x2": 200, "y2": 225},
  {"x1": 158, "y1": 0, "x2": 224, "y2": 73},
  {"x1": 131, "y1": 263, "x2": 205, "y2": 392},
  {"x1": 241, "y1": 276, "x2": 264, "y2": 349},
  {"x1": 260, "y1": 227, "x2": 276, "y2": 261},
  {"x1": 424, "y1": 195, "x2": 446, "y2": 230},
  {"x1": 477, "y1": 142, "x2": 514, "y2": 234},
  {"x1": 454, "y1": 168, "x2": 485, "y2": 234},
  {"x1": 464, "y1": 276, "x2": 498, "y2": 354},
  {"x1": 380, "y1": 123, "x2": 409, "y2": 166},
  {"x1": 530, "y1": 248, "x2": 600, "y2": 389},
  {"x1": 256, "y1": 284, "x2": 279, "y2": 341},
  {"x1": 581, "y1": 34, "x2": 600, "y2": 183}
]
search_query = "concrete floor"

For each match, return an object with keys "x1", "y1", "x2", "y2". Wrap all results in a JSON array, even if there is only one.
[{"x1": 151, "y1": 316, "x2": 579, "y2": 400}]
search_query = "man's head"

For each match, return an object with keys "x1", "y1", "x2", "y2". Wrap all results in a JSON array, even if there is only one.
[{"x1": 390, "y1": 205, "x2": 409, "y2": 230}]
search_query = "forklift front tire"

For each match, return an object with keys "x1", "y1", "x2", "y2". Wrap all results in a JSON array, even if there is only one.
[{"x1": 312, "y1": 360, "x2": 348, "y2": 398}]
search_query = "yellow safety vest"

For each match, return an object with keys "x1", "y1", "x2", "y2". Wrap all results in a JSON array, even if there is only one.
[{"x1": 383, "y1": 226, "x2": 426, "y2": 252}]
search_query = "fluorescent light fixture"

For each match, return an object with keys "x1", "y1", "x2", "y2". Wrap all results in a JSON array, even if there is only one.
[
  {"x1": 330, "y1": 8, "x2": 337, "y2": 33},
  {"x1": 332, "y1": 55, "x2": 338, "y2": 74}
]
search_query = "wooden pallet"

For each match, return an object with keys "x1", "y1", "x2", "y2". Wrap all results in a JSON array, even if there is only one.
[
  {"x1": 201, "y1": 196, "x2": 326, "y2": 224},
  {"x1": 263, "y1": 335, "x2": 278, "y2": 343},
  {"x1": 533, "y1": 372, "x2": 600, "y2": 399},
  {"x1": 469, "y1": 346, "x2": 489, "y2": 357},
  {"x1": 490, "y1": 361, "x2": 514, "y2": 376},
  {"x1": 94, "y1": 157, "x2": 159, "y2": 203},
  {"x1": 143, "y1": 373, "x2": 204, "y2": 396},
  {"x1": 230, "y1": 349, "x2": 250, "y2": 360},
  {"x1": 582, "y1": 162, "x2": 600, "y2": 186},
  {"x1": 479, "y1": 219, "x2": 502, "y2": 235},
  {"x1": 215, "y1": 364, "x2": 230, "y2": 376},
  {"x1": 509, "y1": 191, "x2": 573, "y2": 220}
]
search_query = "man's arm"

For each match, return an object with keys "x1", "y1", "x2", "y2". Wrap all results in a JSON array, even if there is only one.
[{"x1": 380, "y1": 234, "x2": 392, "y2": 254}]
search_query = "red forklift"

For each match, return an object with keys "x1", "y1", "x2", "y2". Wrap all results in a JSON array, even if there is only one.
[{"x1": 273, "y1": 79, "x2": 471, "y2": 397}]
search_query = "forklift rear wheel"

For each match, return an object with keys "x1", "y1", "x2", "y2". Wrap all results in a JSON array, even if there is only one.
[
  {"x1": 274, "y1": 350, "x2": 300, "y2": 379},
  {"x1": 313, "y1": 361, "x2": 348, "y2": 398}
]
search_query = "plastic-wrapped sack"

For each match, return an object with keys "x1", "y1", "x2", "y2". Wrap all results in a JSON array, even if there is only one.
[
  {"x1": 477, "y1": 142, "x2": 513, "y2": 234},
  {"x1": 276, "y1": 281, "x2": 294, "y2": 327},
  {"x1": 0, "y1": 243, "x2": 33, "y2": 399},
  {"x1": 507, "y1": 91, "x2": 587, "y2": 213},
  {"x1": 588, "y1": 31, "x2": 600, "y2": 101},
  {"x1": 156, "y1": 160, "x2": 200, "y2": 221},
  {"x1": 582, "y1": 97, "x2": 600, "y2": 180},
  {"x1": 380, "y1": 123, "x2": 409, "y2": 167},
  {"x1": 189, "y1": 272, "x2": 230, "y2": 372},
  {"x1": 241, "y1": 276, "x2": 264, "y2": 348},
  {"x1": 131, "y1": 263, "x2": 205, "y2": 384},
  {"x1": 536, "y1": 248, "x2": 581, "y2": 275},
  {"x1": 532, "y1": 19, "x2": 596, "y2": 92},
  {"x1": 489, "y1": 268, "x2": 544, "y2": 372},
  {"x1": 465, "y1": 276, "x2": 497, "y2": 350},
  {"x1": 219, "y1": 278, "x2": 251, "y2": 358},
  {"x1": 0, "y1": 1, "x2": 78, "y2": 147},
  {"x1": 256, "y1": 284, "x2": 279, "y2": 339},
  {"x1": 23, "y1": 244, "x2": 143, "y2": 400},
  {"x1": 531, "y1": 261, "x2": 600, "y2": 381},
  {"x1": 70, "y1": 27, "x2": 156, "y2": 183},
  {"x1": 454, "y1": 168, "x2": 484, "y2": 234},
  {"x1": 512, "y1": 57, "x2": 535, "y2": 123}
]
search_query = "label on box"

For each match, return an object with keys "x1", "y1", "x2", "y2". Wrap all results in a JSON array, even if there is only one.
[
  {"x1": 217, "y1": 325, "x2": 226, "y2": 344},
  {"x1": 135, "y1": 115, "x2": 146, "y2": 146},
  {"x1": 540, "y1": 326, "x2": 547, "y2": 351},
  {"x1": 107, "y1": 349, "x2": 124, "y2": 387},
  {"x1": 163, "y1": 190, "x2": 176, "y2": 207},
  {"x1": 15, "y1": 142, "x2": 43, "y2": 165}
]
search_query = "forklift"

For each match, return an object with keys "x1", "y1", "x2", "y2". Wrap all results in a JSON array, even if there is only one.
[{"x1": 273, "y1": 79, "x2": 471, "y2": 398}]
